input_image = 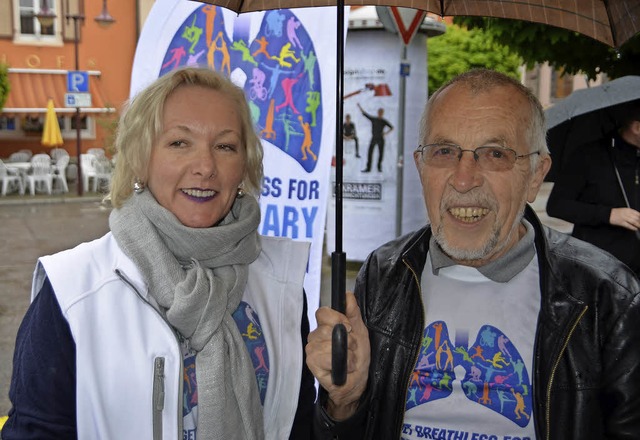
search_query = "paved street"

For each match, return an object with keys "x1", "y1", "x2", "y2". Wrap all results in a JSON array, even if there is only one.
[
  {"x1": 0, "y1": 199, "x2": 111, "y2": 416},
  {"x1": 0, "y1": 182, "x2": 570, "y2": 418}
]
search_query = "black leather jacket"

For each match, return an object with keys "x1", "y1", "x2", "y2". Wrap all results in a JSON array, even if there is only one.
[{"x1": 314, "y1": 206, "x2": 640, "y2": 439}]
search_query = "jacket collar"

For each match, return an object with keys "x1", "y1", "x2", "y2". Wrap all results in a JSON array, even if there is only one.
[
  {"x1": 403, "y1": 207, "x2": 542, "y2": 279},
  {"x1": 401, "y1": 205, "x2": 584, "y2": 318}
]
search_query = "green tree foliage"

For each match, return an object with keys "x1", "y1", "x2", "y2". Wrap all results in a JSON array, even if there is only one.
[
  {"x1": 96, "y1": 111, "x2": 119, "y2": 156},
  {"x1": 427, "y1": 24, "x2": 522, "y2": 95},
  {"x1": 455, "y1": 18, "x2": 640, "y2": 80},
  {"x1": 0, "y1": 63, "x2": 9, "y2": 111}
]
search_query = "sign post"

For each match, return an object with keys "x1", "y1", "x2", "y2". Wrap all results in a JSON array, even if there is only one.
[
  {"x1": 66, "y1": 70, "x2": 91, "y2": 195},
  {"x1": 388, "y1": 7, "x2": 426, "y2": 237}
]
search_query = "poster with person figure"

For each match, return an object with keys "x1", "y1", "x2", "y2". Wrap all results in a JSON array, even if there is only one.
[{"x1": 326, "y1": 14, "x2": 428, "y2": 261}]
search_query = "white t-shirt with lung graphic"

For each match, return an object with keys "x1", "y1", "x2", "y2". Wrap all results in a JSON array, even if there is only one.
[{"x1": 402, "y1": 256, "x2": 540, "y2": 440}]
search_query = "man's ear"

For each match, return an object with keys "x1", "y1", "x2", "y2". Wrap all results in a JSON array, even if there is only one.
[{"x1": 527, "y1": 155, "x2": 552, "y2": 203}]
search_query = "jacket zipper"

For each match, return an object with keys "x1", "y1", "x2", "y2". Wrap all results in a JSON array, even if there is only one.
[
  {"x1": 544, "y1": 305, "x2": 588, "y2": 440},
  {"x1": 115, "y1": 269, "x2": 185, "y2": 438},
  {"x1": 153, "y1": 357, "x2": 165, "y2": 440},
  {"x1": 396, "y1": 257, "x2": 426, "y2": 439}
]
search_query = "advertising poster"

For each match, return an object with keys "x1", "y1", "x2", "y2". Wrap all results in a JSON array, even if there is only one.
[
  {"x1": 326, "y1": 25, "x2": 428, "y2": 262},
  {"x1": 131, "y1": 0, "x2": 340, "y2": 327}
]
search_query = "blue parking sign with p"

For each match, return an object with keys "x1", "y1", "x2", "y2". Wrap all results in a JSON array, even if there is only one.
[{"x1": 67, "y1": 71, "x2": 89, "y2": 93}]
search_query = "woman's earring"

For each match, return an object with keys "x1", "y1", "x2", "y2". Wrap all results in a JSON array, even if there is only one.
[
  {"x1": 133, "y1": 179, "x2": 145, "y2": 194},
  {"x1": 236, "y1": 187, "x2": 246, "y2": 198}
]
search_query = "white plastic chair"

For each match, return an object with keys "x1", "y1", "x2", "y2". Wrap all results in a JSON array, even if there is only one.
[
  {"x1": 0, "y1": 160, "x2": 25, "y2": 196},
  {"x1": 50, "y1": 148, "x2": 69, "y2": 162},
  {"x1": 18, "y1": 149, "x2": 33, "y2": 159},
  {"x1": 52, "y1": 154, "x2": 70, "y2": 193},
  {"x1": 80, "y1": 154, "x2": 98, "y2": 192},
  {"x1": 8, "y1": 152, "x2": 31, "y2": 163},
  {"x1": 87, "y1": 148, "x2": 106, "y2": 158},
  {"x1": 31, "y1": 153, "x2": 53, "y2": 164},
  {"x1": 24, "y1": 155, "x2": 53, "y2": 196},
  {"x1": 92, "y1": 156, "x2": 113, "y2": 192}
]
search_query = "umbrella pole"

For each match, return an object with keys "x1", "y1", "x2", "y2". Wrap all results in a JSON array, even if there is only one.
[{"x1": 330, "y1": 0, "x2": 348, "y2": 386}]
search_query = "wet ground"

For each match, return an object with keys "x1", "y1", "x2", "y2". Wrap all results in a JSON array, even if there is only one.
[
  {"x1": 0, "y1": 182, "x2": 570, "y2": 417},
  {"x1": 0, "y1": 196, "x2": 110, "y2": 417}
]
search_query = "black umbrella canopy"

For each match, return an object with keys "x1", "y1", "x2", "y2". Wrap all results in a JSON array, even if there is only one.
[{"x1": 545, "y1": 76, "x2": 640, "y2": 181}]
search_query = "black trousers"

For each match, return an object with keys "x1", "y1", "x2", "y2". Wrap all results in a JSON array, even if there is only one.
[{"x1": 365, "y1": 137, "x2": 384, "y2": 171}]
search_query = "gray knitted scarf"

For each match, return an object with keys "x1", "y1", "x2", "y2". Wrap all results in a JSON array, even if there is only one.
[{"x1": 109, "y1": 190, "x2": 264, "y2": 439}]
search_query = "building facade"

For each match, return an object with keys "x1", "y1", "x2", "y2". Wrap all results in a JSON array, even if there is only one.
[
  {"x1": 0, "y1": 0, "x2": 141, "y2": 159},
  {"x1": 522, "y1": 62, "x2": 603, "y2": 109}
]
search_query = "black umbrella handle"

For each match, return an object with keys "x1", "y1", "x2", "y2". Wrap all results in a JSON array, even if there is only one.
[
  {"x1": 331, "y1": 251, "x2": 347, "y2": 386},
  {"x1": 330, "y1": 0, "x2": 347, "y2": 387}
]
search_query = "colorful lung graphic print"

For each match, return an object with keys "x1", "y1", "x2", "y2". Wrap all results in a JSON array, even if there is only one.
[
  {"x1": 233, "y1": 301, "x2": 270, "y2": 403},
  {"x1": 406, "y1": 321, "x2": 532, "y2": 427},
  {"x1": 159, "y1": 6, "x2": 322, "y2": 173}
]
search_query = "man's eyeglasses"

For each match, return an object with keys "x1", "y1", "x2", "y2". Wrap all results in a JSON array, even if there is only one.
[{"x1": 415, "y1": 143, "x2": 540, "y2": 172}]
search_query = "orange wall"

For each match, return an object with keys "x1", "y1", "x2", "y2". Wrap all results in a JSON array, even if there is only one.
[{"x1": 0, "y1": 1, "x2": 138, "y2": 157}]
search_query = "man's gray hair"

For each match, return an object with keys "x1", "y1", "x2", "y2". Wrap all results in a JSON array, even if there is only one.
[{"x1": 419, "y1": 69, "x2": 549, "y2": 168}]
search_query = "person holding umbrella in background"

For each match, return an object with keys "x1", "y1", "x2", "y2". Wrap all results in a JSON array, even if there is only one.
[{"x1": 547, "y1": 100, "x2": 640, "y2": 276}]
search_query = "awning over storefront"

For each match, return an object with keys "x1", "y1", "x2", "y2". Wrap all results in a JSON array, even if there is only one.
[{"x1": 2, "y1": 68, "x2": 116, "y2": 115}]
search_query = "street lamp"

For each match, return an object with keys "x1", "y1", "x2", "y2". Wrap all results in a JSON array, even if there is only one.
[
  {"x1": 35, "y1": 0, "x2": 56, "y2": 29},
  {"x1": 94, "y1": 0, "x2": 115, "y2": 28},
  {"x1": 37, "y1": 0, "x2": 115, "y2": 195}
]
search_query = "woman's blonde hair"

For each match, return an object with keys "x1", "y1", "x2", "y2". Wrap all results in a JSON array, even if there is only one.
[{"x1": 108, "y1": 67, "x2": 263, "y2": 208}]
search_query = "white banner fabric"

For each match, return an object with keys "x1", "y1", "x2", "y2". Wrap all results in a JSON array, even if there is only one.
[{"x1": 130, "y1": 0, "x2": 340, "y2": 328}]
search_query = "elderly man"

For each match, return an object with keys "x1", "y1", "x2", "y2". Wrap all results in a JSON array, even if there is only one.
[{"x1": 307, "y1": 69, "x2": 640, "y2": 439}]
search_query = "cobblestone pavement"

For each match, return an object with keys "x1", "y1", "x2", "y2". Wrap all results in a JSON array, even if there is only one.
[{"x1": 0, "y1": 182, "x2": 570, "y2": 418}]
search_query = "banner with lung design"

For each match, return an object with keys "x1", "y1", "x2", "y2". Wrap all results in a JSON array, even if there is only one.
[{"x1": 131, "y1": 0, "x2": 339, "y2": 328}]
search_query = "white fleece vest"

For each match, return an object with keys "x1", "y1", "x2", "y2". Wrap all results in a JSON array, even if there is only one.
[{"x1": 32, "y1": 233, "x2": 310, "y2": 440}]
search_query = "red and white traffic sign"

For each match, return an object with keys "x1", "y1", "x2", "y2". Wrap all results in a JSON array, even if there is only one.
[{"x1": 389, "y1": 7, "x2": 427, "y2": 46}]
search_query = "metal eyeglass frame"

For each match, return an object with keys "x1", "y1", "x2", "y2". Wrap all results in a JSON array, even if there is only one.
[{"x1": 416, "y1": 143, "x2": 540, "y2": 171}]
